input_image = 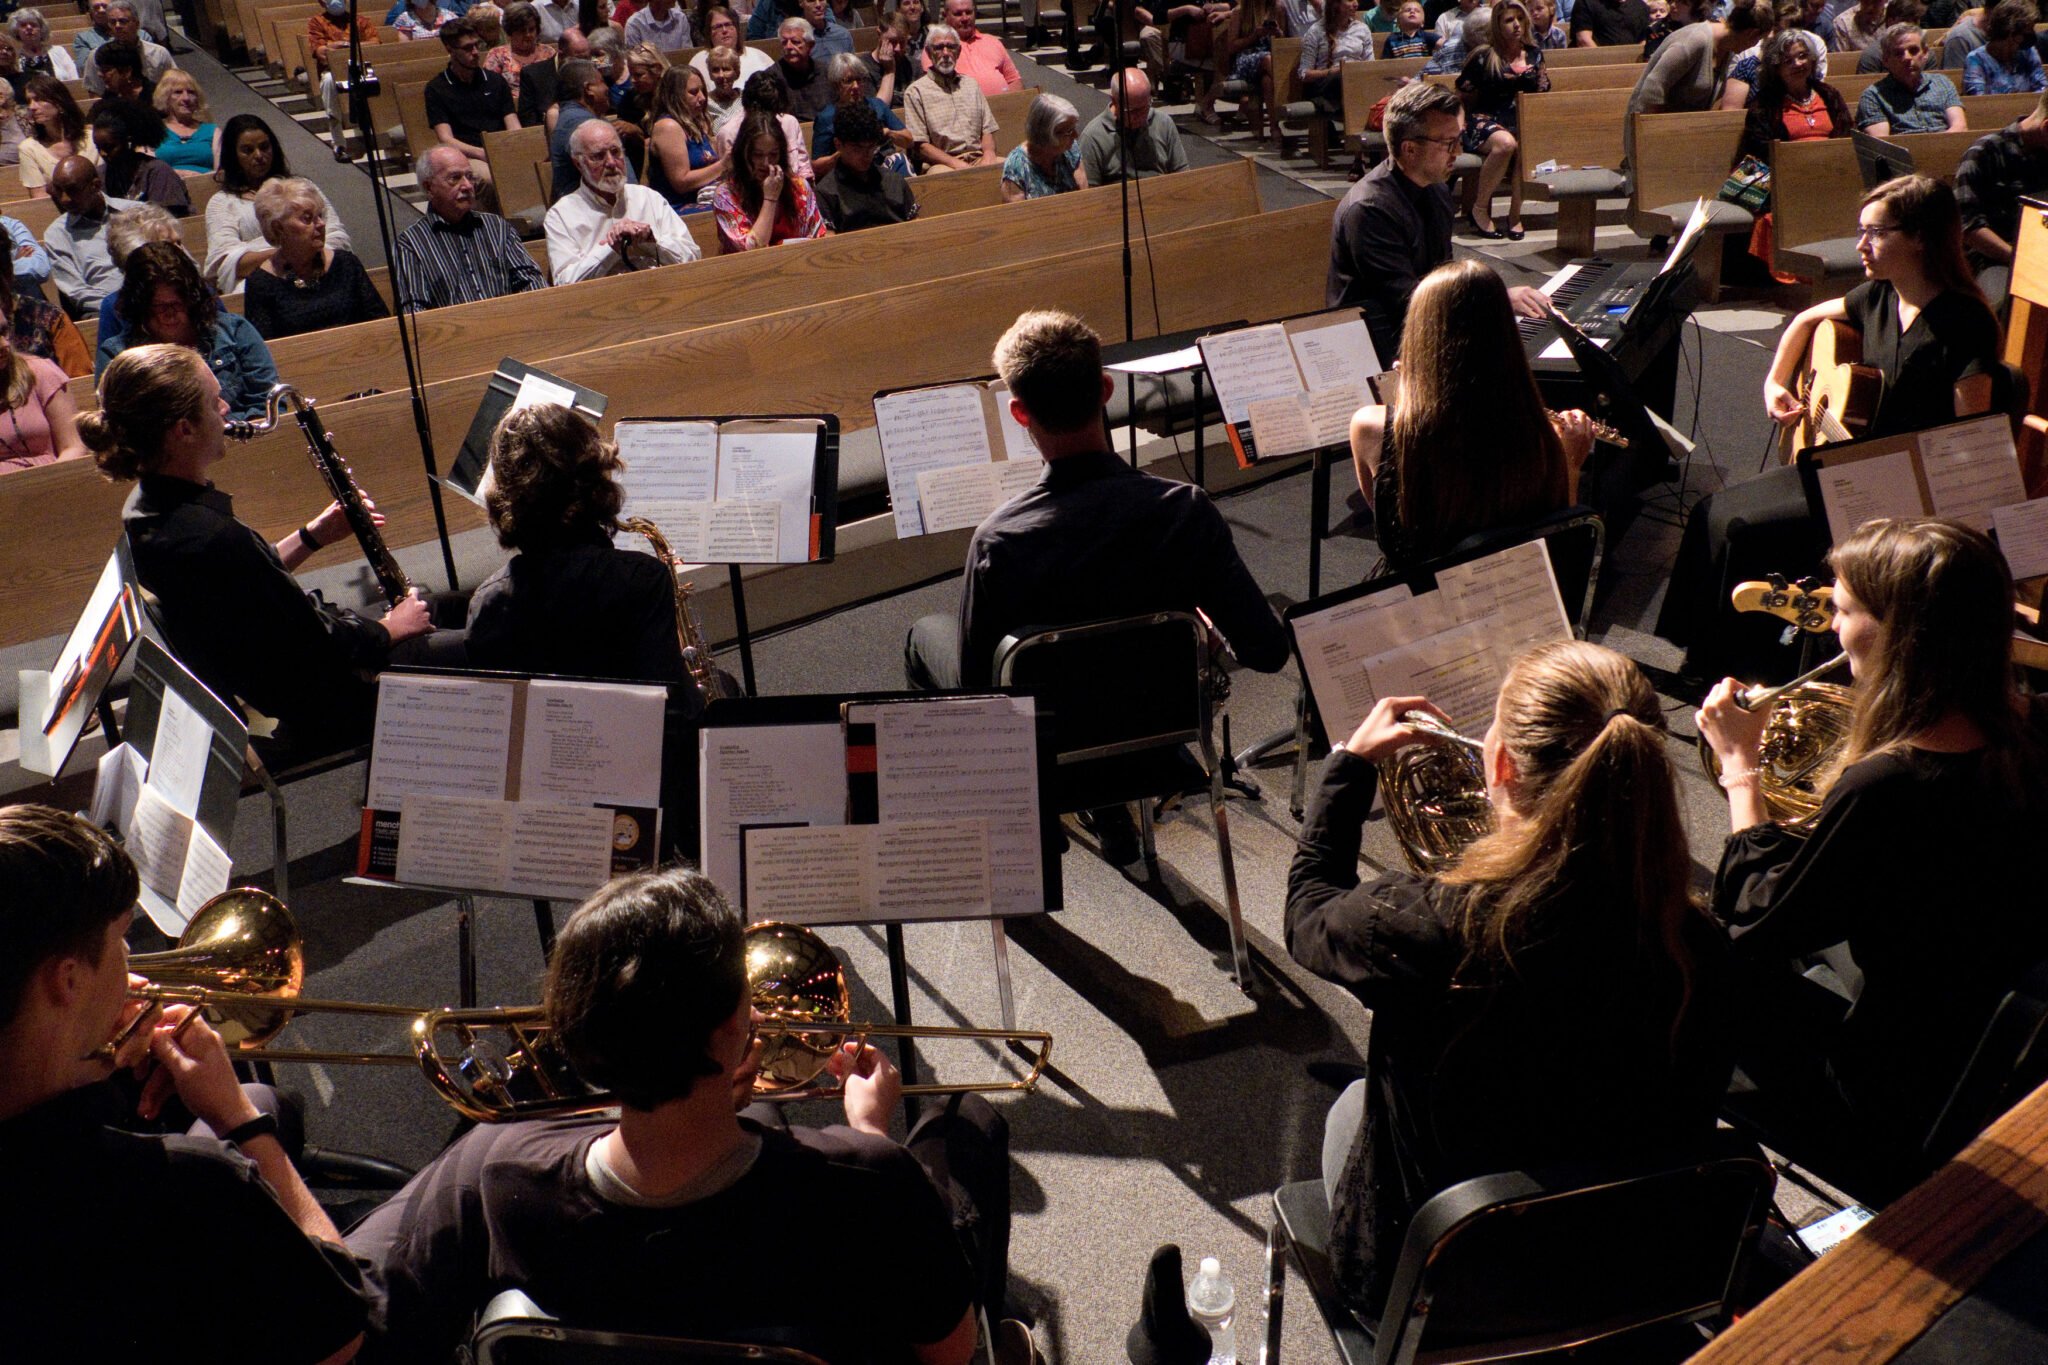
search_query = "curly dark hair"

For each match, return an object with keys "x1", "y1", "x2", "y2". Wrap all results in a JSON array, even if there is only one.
[
  {"x1": 484, "y1": 403, "x2": 625, "y2": 550},
  {"x1": 116, "y1": 241, "x2": 217, "y2": 350}
]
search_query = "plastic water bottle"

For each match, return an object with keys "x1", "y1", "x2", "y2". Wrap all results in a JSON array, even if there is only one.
[{"x1": 1186, "y1": 1255, "x2": 1237, "y2": 1365}]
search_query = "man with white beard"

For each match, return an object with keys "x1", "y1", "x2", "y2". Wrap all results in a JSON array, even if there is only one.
[
  {"x1": 542, "y1": 117, "x2": 701, "y2": 283},
  {"x1": 903, "y1": 23, "x2": 997, "y2": 171}
]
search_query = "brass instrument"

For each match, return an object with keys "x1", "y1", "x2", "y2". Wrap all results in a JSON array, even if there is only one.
[
  {"x1": 228, "y1": 383, "x2": 413, "y2": 607},
  {"x1": 417, "y1": 921, "x2": 1054, "y2": 1122},
  {"x1": 616, "y1": 515, "x2": 735, "y2": 699},
  {"x1": 1376, "y1": 711, "x2": 1492, "y2": 875}
]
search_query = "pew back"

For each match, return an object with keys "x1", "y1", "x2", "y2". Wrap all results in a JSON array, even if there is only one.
[
  {"x1": 1516, "y1": 86, "x2": 1629, "y2": 195},
  {"x1": 1342, "y1": 55, "x2": 1425, "y2": 137},
  {"x1": 1544, "y1": 62, "x2": 1646, "y2": 90},
  {"x1": 1628, "y1": 107, "x2": 1744, "y2": 232}
]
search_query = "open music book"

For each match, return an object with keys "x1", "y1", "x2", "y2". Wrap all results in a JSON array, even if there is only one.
[
  {"x1": 874, "y1": 379, "x2": 1042, "y2": 538},
  {"x1": 1198, "y1": 309, "x2": 1381, "y2": 467},
  {"x1": 447, "y1": 359, "x2": 608, "y2": 506},
  {"x1": 614, "y1": 416, "x2": 835, "y2": 565},
  {"x1": 18, "y1": 543, "x2": 144, "y2": 777},
  {"x1": 1797, "y1": 414, "x2": 2028, "y2": 546}
]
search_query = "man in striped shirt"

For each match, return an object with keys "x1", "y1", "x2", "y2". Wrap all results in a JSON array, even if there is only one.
[{"x1": 393, "y1": 146, "x2": 549, "y2": 312}]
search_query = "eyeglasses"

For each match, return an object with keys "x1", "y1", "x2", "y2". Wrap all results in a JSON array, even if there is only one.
[
  {"x1": 926, "y1": 40, "x2": 960, "y2": 50},
  {"x1": 1409, "y1": 133, "x2": 1461, "y2": 148},
  {"x1": 1855, "y1": 223, "x2": 1901, "y2": 242}
]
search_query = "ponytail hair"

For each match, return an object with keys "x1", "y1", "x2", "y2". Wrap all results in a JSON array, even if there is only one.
[
  {"x1": 82, "y1": 342, "x2": 209, "y2": 482},
  {"x1": 1443, "y1": 641, "x2": 1701, "y2": 1039}
]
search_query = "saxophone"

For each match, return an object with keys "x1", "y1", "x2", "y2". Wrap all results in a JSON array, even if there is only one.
[
  {"x1": 227, "y1": 383, "x2": 412, "y2": 607},
  {"x1": 616, "y1": 515, "x2": 725, "y2": 697}
]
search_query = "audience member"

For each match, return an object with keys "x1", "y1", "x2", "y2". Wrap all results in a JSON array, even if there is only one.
[
  {"x1": 45, "y1": 156, "x2": 139, "y2": 315},
  {"x1": 90, "y1": 106, "x2": 189, "y2": 214},
  {"x1": 691, "y1": 6, "x2": 776, "y2": 89},
  {"x1": 1079, "y1": 68, "x2": 1188, "y2": 184},
  {"x1": 11, "y1": 10, "x2": 77, "y2": 82},
  {"x1": 467, "y1": 403, "x2": 703, "y2": 687},
  {"x1": 712, "y1": 108, "x2": 829, "y2": 248},
  {"x1": 1857, "y1": 23, "x2": 1965, "y2": 129},
  {"x1": 1720, "y1": 0, "x2": 1830, "y2": 106},
  {"x1": 1459, "y1": 0, "x2": 1550, "y2": 238},
  {"x1": 0, "y1": 275, "x2": 83, "y2": 471},
  {"x1": 1961, "y1": 0, "x2": 2044, "y2": 90},
  {"x1": 1739, "y1": 28, "x2": 1852, "y2": 271},
  {"x1": 776, "y1": 16, "x2": 832, "y2": 117},
  {"x1": 426, "y1": 16, "x2": 520, "y2": 208},
  {"x1": 349, "y1": 866, "x2": 1000, "y2": 1363},
  {"x1": 941, "y1": 0, "x2": 1023, "y2": 94},
  {"x1": 309, "y1": 0, "x2": 381, "y2": 69},
  {"x1": 1626, "y1": 0, "x2": 1774, "y2": 180},
  {"x1": 813, "y1": 51, "x2": 911, "y2": 173},
  {"x1": 1216, "y1": 0, "x2": 1281, "y2": 140},
  {"x1": 645, "y1": 66, "x2": 727, "y2": 207},
  {"x1": 98, "y1": 243, "x2": 280, "y2": 422},
  {"x1": 1570, "y1": 0, "x2": 1649, "y2": 43},
  {"x1": 816, "y1": 97, "x2": 918, "y2": 228},
  {"x1": 515, "y1": 22, "x2": 589, "y2": 127},
  {"x1": 1290, "y1": 644, "x2": 1731, "y2": 1314},
  {"x1": 1423, "y1": 2, "x2": 1487, "y2": 72},
  {"x1": 624, "y1": 0, "x2": 693, "y2": 46},
  {"x1": 395, "y1": 145, "x2": 548, "y2": 311},
  {"x1": 1530, "y1": 0, "x2": 1569, "y2": 43},
  {"x1": 1832, "y1": 0, "x2": 1883, "y2": 47},
  {"x1": 71, "y1": 0, "x2": 115, "y2": 72},
  {"x1": 616, "y1": 41, "x2": 666, "y2": 126},
  {"x1": 549, "y1": 57, "x2": 635, "y2": 199},
  {"x1": 5, "y1": 266, "x2": 91, "y2": 380},
  {"x1": 1954, "y1": 87, "x2": 2048, "y2": 305},
  {"x1": 87, "y1": 11, "x2": 175, "y2": 97},
  {"x1": 801, "y1": 0, "x2": 855, "y2": 54},
  {"x1": 1001, "y1": 93, "x2": 1084, "y2": 200},
  {"x1": 1384, "y1": 0, "x2": 1442, "y2": 54},
  {"x1": 1639, "y1": 0, "x2": 1700, "y2": 58},
  {"x1": 1301, "y1": 0, "x2": 1375, "y2": 108},
  {"x1": 546, "y1": 116, "x2": 701, "y2": 279},
  {"x1": 206, "y1": 114, "x2": 353, "y2": 293},
  {"x1": 0, "y1": 87, "x2": 21, "y2": 168},
  {"x1": 0, "y1": 213, "x2": 48, "y2": 294},
  {"x1": 0, "y1": 806, "x2": 373, "y2": 1359},
  {"x1": 394, "y1": 0, "x2": 457, "y2": 39},
  {"x1": 152, "y1": 71, "x2": 217, "y2": 174},
  {"x1": 748, "y1": 0, "x2": 801, "y2": 36},
  {"x1": 702, "y1": 42, "x2": 748, "y2": 120},
  {"x1": 19, "y1": 74, "x2": 93, "y2": 194},
  {"x1": 243, "y1": 178, "x2": 389, "y2": 341},
  {"x1": 533, "y1": 0, "x2": 579, "y2": 35},
  {"x1": 714, "y1": 68, "x2": 814, "y2": 177},
  {"x1": 94, "y1": 201, "x2": 179, "y2": 340},
  {"x1": 870, "y1": 12, "x2": 922, "y2": 102},
  {"x1": 1849, "y1": 0, "x2": 1922, "y2": 71},
  {"x1": 1438, "y1": 0, "x2": 1484, "y2": 40},
  {"x1": 484, "y1": 1, "x2": 557, "y2": 102},
  {"x1": 905, "y1": 25, "x2": 998, "y2": 169}
]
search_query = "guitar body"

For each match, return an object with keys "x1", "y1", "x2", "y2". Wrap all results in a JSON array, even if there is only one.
[{"x1": 1782, "y1": 321, "x2": 1885, "y2": 461}]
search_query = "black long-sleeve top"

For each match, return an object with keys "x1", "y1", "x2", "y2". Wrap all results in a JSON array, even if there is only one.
[
  {"x1": 123, "y1": 474, "x2": 388, "y2": 753},
  {"x1": 1712, "y1": 700, "x2": 2048, "y2": 1157},
  {"x1": 1287, "y1": 750, "x2": 1733, "y2": 1309},
  {"x1": 1325, "y1": 156, "x2": 1454, "y2": 362}
]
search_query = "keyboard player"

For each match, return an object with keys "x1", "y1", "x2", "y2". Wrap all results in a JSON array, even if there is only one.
[{"x1": 1327, "y1": 81, "x2": 1550, "y2": 359}]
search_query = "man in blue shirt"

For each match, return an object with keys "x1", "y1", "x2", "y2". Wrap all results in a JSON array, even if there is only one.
[
  {"x1": 1857, "y1": 24, "x2": 1966, "y2": 133},
  {"x1": 548, "y1": 57, "x2": 638, "y2": 200},
  {"x1": 799, "y1": 0, "x2": 853, "y2": 57}
]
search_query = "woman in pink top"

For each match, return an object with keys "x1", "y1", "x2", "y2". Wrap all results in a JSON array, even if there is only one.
[{"x1": 0, "y1": 281, "x2": 85, "y2": 473}]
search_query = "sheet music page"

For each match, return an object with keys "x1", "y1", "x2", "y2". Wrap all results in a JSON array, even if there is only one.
[
  {"x1": 1433, "y1": 540, "x2": 1572, "y2": 665},
  {"x1": 872, "y1": 695, "x2": 1043, "y2": 917},
  {"x1": 988, "y1": 384, "x2": 1037, "y2": 461},
  {"x1": 366, "y1": 677, "x2": 517, "y2": 809},
  {"x1": 39, "y1": 552, "x2": 127, "y2": 732},
  {"x1": 876, "y1": 385, "x2": 995, "y2": 538},
  {"x1": 1246, "y1": 395, "x2": 1317, "y2": 459},
  {"x1": 174, "y1": 825, "x2": 233, "y2": 923},
  {"x1": 699, "y1": 723, "x2": 849, "y2": 906},
  {"x1": 873, "y1": 819, "x2": 991, "y2": 919},
  {"x1": 128, "y1": 784, "x2": 193, "y2": 910},
  {"x1": 1306, "y1": 384, "x2": 1365, "y2": 448},
  {"x1": 993, "y1": 459, "x2": 1041, "y2": 501},
  {"x1": 1289, "y1": 316, "x2": 1381, "y2": 389},
  {"x1": 1663, "y1": 198, "x2": 1710, "y2": 277},
  {"x1": 1200, "y1": 323, "x2": 1305, "y2": 425},
  {"x1": 146, "y1": 687, "x2": 212, "y2": 820},
  {"x1": 90, "y1": 742, "x2": 145, "y2": 833},
  {"x1": 700, "y1": 500, "x2": 783, "y2": 563},
  {"x1": 615, "y1": 421, "x2": 719, "y2": 536},
  {"x1": 518, "y1": 681, "x2": 666, "y2": 806},
  {"x1": 1815, "y1": 447, "x2": 1924, "y2": 544},
  {"x1": 916, "y1": 463, "x2": 1007, "y2": 535},
  {"x1": 395, "y1": 795, "x2": 513, "y2": 891},
  {"x1": 504, "y1": 802, "x2": 616, "y2": 899},
  {"x1": 511, "y1": 371, "x2": 576, "y2": 413},
  {"x1": 716, "y1": 428, "x2": 816, "y2": 563},
  {"x1": 742, "y1": 824, "x2": 872, "y2": 921},
  {"x1": 1994, "y1": 499, "x2": 2048, "y2": 581},
  {"x1": 1364, "y1": 619, "x2": 1503, "y2": 737},
  {"x1": 1292, "y1": 587, "x2": 1462, "y2": 742},
  {"x1": 1919, "y1": 416, "x2": 2025, "y2": 532}
]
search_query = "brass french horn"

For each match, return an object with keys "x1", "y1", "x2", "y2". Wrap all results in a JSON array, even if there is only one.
[{"x1": 1377, "y1": 712, "x2": 1492, "y2": 875}]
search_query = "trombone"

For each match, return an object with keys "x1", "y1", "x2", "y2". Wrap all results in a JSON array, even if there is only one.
[{"x1": 105, "y1": 891, "x2": 1053, "y2": 1122}]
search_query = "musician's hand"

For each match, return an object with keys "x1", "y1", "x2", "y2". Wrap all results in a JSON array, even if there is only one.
[
  {"x1": 107, "y1": 975, "x2": 161, "y2": 1072},
  {"x1": 729, "y1": 1012, "x2": 766, "y2": 1111},
  {"x1": 830, "y1": 1040, "x2": 900, "y2": 1138},
  {"x1": 1696, "y1": 677, "x2": 1770, "y2": 772},
  {"x1": 1506, "y1": 285, "x2": 1552, "y2": 320},
  {"x1": 1551, "y1": 408, "x2": 1595, "y2": 467},
  {"x1": 1764, "y1": 379, "x2": 1803, "y2": 428},
  {"x1": 137, "y1": 1006, "x2": 259, "y2": 1134},
  {"x1": 1342, "y1": 695, "x2": 1454, "y2": 763},
  {"x1": 307, "y1": 499, "x2": 358, "y2": 547},
  {"x1": 379, "y1": 590, "x2": 435, "y2": 644}
]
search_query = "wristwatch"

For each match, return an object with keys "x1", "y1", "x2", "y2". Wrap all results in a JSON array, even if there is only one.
[{"x1": 220, "y1": 1112, "x2": 280, "y2": 1147}]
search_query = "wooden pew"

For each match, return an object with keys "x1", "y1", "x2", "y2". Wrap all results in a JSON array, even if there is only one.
[
  {"x1": 1343, "y1": 54, "x2": 1425, "y2": 156},
  {"x1": 1827, "y1": 70, "x2": 1879, "y2": 104},
  {"x1": 483, "y1": 124, "x2": 550, "y2": 229},
  {"x1": 907, "y1": 161, "x2": 1005, "y2": 214},
  {"x1": 110, "y1": 160, "x2": 1263, "y2": 412},
  {"x1": 0, "y1": 200, "x2": 1334, "y2": 650},
  {"x1": 1628, "y1": 107, "x2": 1748, "y2": 299},
  {"x1": 1881, "y1": 127, "x2": 1983, "y2": 182},
  {"x1": 1516, "y1": 86, "x2": 1629, "y2": 255},
  {"x1": 1546, "y1": 43, "x2": 1643, "y2": 65},
  {"x1": 2005, "y1": 195, "x2": 2047, "y2": 489},
  {"x1": 1544, "y1": 62, "x2": 1646, "y2": 90},
  {"x1": 1771, "y1": 135, "x2": 1863, "y2": 289},
  {"x1": 1961, "y1": 91, "x2": 2037, "y2": 128},
  {"x1": 236, "y1": 0, "x2": 311, "y2": 61},
  {"x1": 7, "y1": 176, "x2": 218, "y2": 238},
  {"x1": 985, "y1": 87, "x2": 1040, "y2": 159}
]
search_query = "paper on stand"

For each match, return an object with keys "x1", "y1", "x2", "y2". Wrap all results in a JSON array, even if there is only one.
[
  {"x1": 1815, "y1": 447, "x2": 1922, "y2": 544},
  {"x1": 716, "y1": 428, "x2": 814, "y2": 563},
  {"x1": 1994, "y1": 499, "x2": 2048, "y2": 581},
  {"x1": 395, "y1": 795, "x2": 514, "y2": 891},
  {"x1": 1434, "y1": 539, "x2": 1571, "y2": 664},
  {"x1": 1245, "y1": 385, "x2": 1364, "y2": 459},
  {"x1": 741, "y1": 820, "x2": 992, "y2": 923},
  {"x1": 518, "y1": 681, "x2": 666, "y2": 806},
  {"x1": 1919, "y1": 416, "x2": 2025, "y2": 532},
  {"x1": 988, "y1": 385, "x2": 1037, "y2": 462},
  {"x1": 128, "y1": 785, "x2": 193, "y2": 924},
  {"x1": 615, "y1": 421, "x2": 720, "y2": 533},
  {"x1": 877, "y1": 385, "x2": 994, "y2": 538},
  {"x1": 503, "y1": 803, "x2": 616, "y2": 900},
  {"x1": 1365, "y1": 620, "x2": 1501, "y2": 737},
  {"x1": 146, "y1": 688, "x2": 212, "y2": 820},
  {"x1": 91, "y1": 743, "x2": 145, "y2": 834},
  {"x1": 365, "y1": 677, "x2": 516, "y2": 809},
  {"x1": 872, "y1": 695, "x2": 1043, "y2": 917},
  {"x1": 1289, "y1": 317, "x2": 1380, "y2": 389},
  {"x1": 915, "y1": 460, "x2": 1040, "y2": 534},
  {"x1": 175, "y1": 825, "x2": 234, "y2": 923},
  {"x1": 512, "y1": 372, "x2": 576, "y2": 413},
  {"x1": 1201, "y1": 324, "x2": 1305, "y2": 425},
  {"x1": 699, "y1": 723, "x2": 849, "y2": 905}
]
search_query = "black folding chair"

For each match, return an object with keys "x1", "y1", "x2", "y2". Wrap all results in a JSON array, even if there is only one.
[{"x1": 471, "y1": 1291, "x2": 832, "y2": 1364}]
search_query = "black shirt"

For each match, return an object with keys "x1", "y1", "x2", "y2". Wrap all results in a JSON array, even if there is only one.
[
  {"x1": 244, "y1": 248, "x2": 391, "y2": 340},
  {"x1": 464, "y1": 533, "x2": 700, "y2": 697},
  {"x1": 1840, "y1": 279, "x2": 2002, "y2": 438},
  {"x1": 0, "y1": 1084, "x2": 370, "y2": 1363},
  {"x1": 1569, "y1": 0, "x2": 1650, "y2": 45},
  {"x1": 1326, "y1": 155, "x2": 1453, "y2": 360},
  {"x1": 1287, "y1": 751, "x2": 1734, "y2": 1310},
  {"x1": 348, "y1": 1115, "x2": 975, "y2": 1364},
  {"x1": 123, "y1": 474, "x2": 388, "y2": 753},
  {"x1": 956, "y1": 449, "x2": 1289, "y2": 689},
  {"x1": 425, "y1": 63, "x2": 516, "y2": 149},
  {"x1": 515, "y1": 51, "x2": 561, "y2": 127},
  {"x1": 815, "y1": 159, "x2": 918, "y2": 231},
  {"x1": 780, "y1": 57, "x2": 832, "y2": 119}
]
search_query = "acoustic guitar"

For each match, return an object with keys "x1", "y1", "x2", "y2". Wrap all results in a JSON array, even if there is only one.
[
  {"x1": 1731, "y1": 575, "x2": 1835, "y2": 635},
  {"x1": 1781, "y1": 319, "x2": 1883, "y2": 461}
]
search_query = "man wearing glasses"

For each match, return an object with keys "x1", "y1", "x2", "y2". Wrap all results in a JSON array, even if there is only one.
[
  {"x1": 904, "y1": 24, "x2": 998, "y2": 171},
  {"x1": 425, "y1": 16, "x2": 522, "y2": 210},
  {"x1": 544, "y1": 118, "x2": 701, "y2": 282}
]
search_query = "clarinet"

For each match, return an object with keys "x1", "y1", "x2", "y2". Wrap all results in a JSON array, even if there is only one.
[{"x1": 227, "y1": 384, "x2": 413, "y2": 607}]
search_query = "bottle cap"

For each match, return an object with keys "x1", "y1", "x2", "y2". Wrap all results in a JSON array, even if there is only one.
[{"x1": 1200, "y1": 1257, "x2": 1220, "y2": 1276}]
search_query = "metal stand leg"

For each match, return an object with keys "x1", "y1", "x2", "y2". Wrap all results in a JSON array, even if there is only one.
[
  {"x1": 1193, "y1": 368, "x2": 1207, "y2": 489},
  {"x1": 532, "y1": 899, "x2": 555, "y2": 961},
  {"x1": 1212, "y1": 760, "x2": 1254, "y2": 992},
  {"x1": 1137, "y1": 799, "x2": 1158, "y2": 867},
  {"x1": 1261, "y1": 1217, "x2": 1288, "y2": 1365},
  {"x1": 1288, "y1": 682, "x2": 1311, "y2": 821},
  {"x1": 252, "y1": 758, "x2": 290, "y2": 904},
  {"x1": 886, "y1": 923, "x2": 922, "y2": 1125},
  {"x1": 456, "y1": 894, "x2": 478, "y2": 1008},
  {"x1": 729, "y1": 564, "x2": 759, "y2": 698},
  {"x1": 990, "y1": 919, "x2": 1017, "y2": 1032}
]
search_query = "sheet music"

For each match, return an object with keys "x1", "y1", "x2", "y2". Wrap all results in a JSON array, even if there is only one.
[
  {"x1": 871, "y1": 695, "x2": 1043, "y2": 917},
  {"x1": 1994, "y1": 499, "x2": 2048, "y2": 581},
  {"x1": 518, "y1": 681, "x2": 666, "y2": 806},
  {"x1": 1919, "y1": 416, "x2": 2025, "y2": 533},
  {"x1": 743, "y1": 824, "x2": 871, "y2": 921},
  {"x1": 1291, "y1": 587, "x2": 1455, "y2": 742},
  {"x1": 147, "y1": 688, "x2": 211, "y2": 820},
  {"x1": 1201, "y1": 324, "x2": 1305, "y2": 425},
  {"x1": 128, "y1": 784, "x2": 191, "y2": 909},
  {"x1": 916, "y1": 460, "x2": 1041, "y2": 535},
  {"x1": 1364, "y1": 619, "x2": 1501, "y2": 737},
  {"x1": 615, "y1": 421, "x2": 719, "y2": 533},
  {"x1": 91, "y1": 742, "x2": 145, "y2": 833},
  {"x1": 1433, "y1": 540, "x2": 1572, "y2": 666},
  {"x1": 872, "y1": 819, "x2": 991, "y2": 919},
  {"x1": 1246, "y1": 396, "x2": 1316, "y2": 459},
  {"x1": 395, "y1": 795, "x2": 513, "y2": 891},
  {"x1": 503, "y1": 802, "x2": 616, "y2": 899},
  {"x1": 716, "y1": 428, "x2": 815, "y2": 562},
  {"x1": 174, "y1": 825, "x2": 233, "y2": 923},
  {"x1": 666, "y1": 499, "x2": 782, "y2": 563},
  {"x1": 38, "y1": 551, "x2": 130, "y2": 736},
  {"x1": 699, "y1": 723, "x2": 849, "y2": 906},
  {"x1": 1815, "y1": 447, "x2": 1923, "y2": 544},
  {"x1": 988, "y1": 385, "x2": 1037, "y2": 462},
  {"x1": 365, "y1": 677, "x2": 517, "y2": 809},
  {"x1": 876, "y1": 385, "x2": 995, "y2": 538},
  {"x1": 512, "y1": 371, "x2": 576, "y2": 413},
  {"x1": 1289, "y1": 316, "x2": 1381, "y2": 389}
]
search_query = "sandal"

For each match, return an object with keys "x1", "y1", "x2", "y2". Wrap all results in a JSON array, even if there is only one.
[{"x1": 1506, "y1": 224, "x2": 1526, "y2": 241}]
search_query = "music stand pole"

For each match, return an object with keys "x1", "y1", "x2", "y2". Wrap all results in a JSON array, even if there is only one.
[{"x1": 727, "y1": 564, "x2": 758, "y2": 698}]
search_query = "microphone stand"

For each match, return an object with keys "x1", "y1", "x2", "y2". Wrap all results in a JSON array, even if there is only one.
[
  {"x1": 345, "y1": 0, "x2": 461, "y2": 592},
  {"x1": 1112, "y1": 0, "x2": 1137, "y2": 465}
]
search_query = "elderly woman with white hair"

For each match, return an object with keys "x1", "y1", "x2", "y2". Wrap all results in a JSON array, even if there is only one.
[
  {"x1": 242, "y1": 176, "x2": 388, "y2": 340},
  {"x1": 9, "y1": 9, "x2": 77, "y2": 81},
  {"x1": 94, "y1": 202, "x2": 180, "y2": 339},
  {"x1": 1000, "y1": 92, "x2": 1085, "y2": 200},
  {"x1": 811, "y1": 50, "x2": 912, "y2": 175}
]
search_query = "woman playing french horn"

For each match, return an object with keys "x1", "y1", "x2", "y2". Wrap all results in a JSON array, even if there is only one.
[
  {"x1": 1287, "y1": 640, "x2": 1734, "y2": 1313},
  {"x1": 1698, "y1": 516, "x2": 2048, "y2": 1195}
]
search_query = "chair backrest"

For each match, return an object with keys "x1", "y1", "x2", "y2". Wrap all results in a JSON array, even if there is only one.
[
  {"x1": 993, "y1": 611, "x2": 1207, "y2": 764},
  {"x1": 486, "y1": 125, "x2": 551, "y2": 221},
  {"x1": 1921, "y1": 958, "x2": 2048, "y2": 1173},
  {"x1": 1373, "y1": 1132, "x2": 1774, "y2": 1365},
  {"x1": 472, "y1": 1291, "x2": 833, "y2": 1365}
]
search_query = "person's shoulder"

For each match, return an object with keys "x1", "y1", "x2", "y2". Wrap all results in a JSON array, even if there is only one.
[
  {"x1": 775, "y1": 1122, "x2": 934, "y2": 1188},
  {"x1": 1926, "y1": 70, "x2": 1960, "y2": 96}
]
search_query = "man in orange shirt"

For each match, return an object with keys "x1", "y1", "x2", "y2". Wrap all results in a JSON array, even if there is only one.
[
  {"x1": 939, "y1": 0, "x2": 1021, "y2": 95},
  {"x1": 311, "y1": 0, "x2": 383, "y2": 155}
]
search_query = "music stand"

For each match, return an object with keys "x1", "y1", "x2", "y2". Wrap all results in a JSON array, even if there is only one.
[{"x1": 1852, "y1": 129, "x2": 1915, "y2": 190}]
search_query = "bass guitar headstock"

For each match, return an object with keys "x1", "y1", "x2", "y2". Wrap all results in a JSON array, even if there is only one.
[{"x1": 1731, "y1": 575, "x2": 1835, "y2": 633}]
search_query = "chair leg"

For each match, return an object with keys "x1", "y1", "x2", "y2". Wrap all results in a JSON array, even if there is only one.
[
  {"x1": 1556, "y1": 198, "x2": 1596, "y2": 257},
  {"x1": 1261, "y1": 1216, "x2": 1288, "y2": 1365},
  {"x1": 1210, "y1": 760, "x2": 1254, "y2": 991},
  {"x1": 1138, "y1": 798, "x2": 1159, "y2": 867},
  {"x1": 1288, "y1": 682, "x2": 1311, "y2": 822}
]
